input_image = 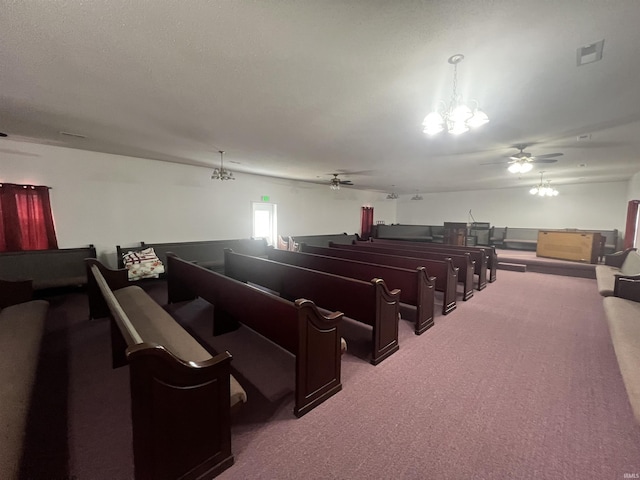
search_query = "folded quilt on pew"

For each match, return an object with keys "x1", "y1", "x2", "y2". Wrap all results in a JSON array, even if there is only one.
[{"x1": 121, "y1": 247, "x2": 165, "y2": 280}]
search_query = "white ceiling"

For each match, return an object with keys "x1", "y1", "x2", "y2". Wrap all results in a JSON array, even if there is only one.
[{"x1": 2, "y1": 1, "x2": 640, "y2": 194}]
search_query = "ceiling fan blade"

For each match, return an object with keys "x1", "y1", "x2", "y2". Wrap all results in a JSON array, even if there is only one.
[
  {"x1": 340, "y1": 180, "x2": 354, "y2": 185},
  {"x1": 532, "y1": 158, "x2": 558, "y2": 164},
  {"x1": 534, "y1": 153, "x2": 563, "y2": 159}
]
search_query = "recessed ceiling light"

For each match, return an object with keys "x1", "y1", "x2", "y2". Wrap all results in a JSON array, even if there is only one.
[{"x1": 59, "y1": 131, "x2": 86, "y2": 138}]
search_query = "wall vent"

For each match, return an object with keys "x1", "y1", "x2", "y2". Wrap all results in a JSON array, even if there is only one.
[{"x1": 577, "y1": 40, "x2": 604, "y2": 66}]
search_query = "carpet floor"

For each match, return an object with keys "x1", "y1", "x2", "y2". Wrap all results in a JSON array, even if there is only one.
[{"x1": 21, "y1": 270, "x2": 640, "y2": 479}]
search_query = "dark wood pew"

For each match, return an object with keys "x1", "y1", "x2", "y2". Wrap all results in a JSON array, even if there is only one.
[
  {"x1": 166, "y1": 253, "x2": 343, "y2": 418},
  {"x1": 224, "y1": 249, "x2": 401, "y2": 365},
  {"x1": 86, "y1": 259, "x2": 244, "y2": 479},
  {"x1": 370, "y1": 238, "x2": 495, "y2": 285},
  {"x1": 300, "y1": 244, "x2": 458, "y2": 316},
  {"x1": 267, "y1": 247, "x2": 436, "y2": 335},
  {"x1": 332, "y1": 242, "x2": 476, "y2": 298}
]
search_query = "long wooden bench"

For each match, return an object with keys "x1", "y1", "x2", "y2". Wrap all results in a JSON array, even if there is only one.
[
  {"x1": 370, "y1": 238, "x2": 495, "y2": 284},
  {"x1": 334, "y1": 242, "x2": 476, "y2": 298},
  {"x1": 86, "y1": 258, "x2": 246, "y2": 480},
  {"x1": 116, "y1": 238, "x2": 268, "y2": 273},
  {"x1": 224, "y1": 249, "x2": 401, "y2": 365},
  {"x1": 602, "y1": 277, "x2": 640, "y2": 423},
  {"x1": 267, "y1": 247, "x2": 435, "y2": 335},
  {"x1": 300, "y1": 244, "x2": 458, "y2": 316},
  {"x1": 166, "y1": 253, "x2": 343, "y2": 417},
  {"x1": 0, "y1": 279, "x2": 48, "y2": 480},
  {"x1": 0, "y1": 245, "x2": 96, "y2": 295},
  {"x1": 289, "y1": 232, "x2": 361, "y2": 248}
]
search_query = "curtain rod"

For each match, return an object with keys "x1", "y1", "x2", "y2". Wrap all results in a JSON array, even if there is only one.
[{"x1": 0, "y1": 183, "x2": 52, "y2": 189}]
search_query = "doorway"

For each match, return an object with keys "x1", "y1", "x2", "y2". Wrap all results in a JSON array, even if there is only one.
[{"x1": 252, "y1": 202, "x2": 277, "y2": 246}]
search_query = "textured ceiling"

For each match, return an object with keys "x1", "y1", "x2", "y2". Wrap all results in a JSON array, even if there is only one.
[{"x1": 2, "y1": 1, "x2": 640, "y2": 194}]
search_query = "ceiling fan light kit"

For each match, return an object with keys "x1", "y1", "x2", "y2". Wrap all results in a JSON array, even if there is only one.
[
  {"x1": 329, "y1": 173, "x2": 353, "y2": 190},
  {"x1": 508, "y1": 161, "x2": 533, "y2": 174},
  {"x1": 422, "y1": 54, "x2": 489, "y2": 136}
]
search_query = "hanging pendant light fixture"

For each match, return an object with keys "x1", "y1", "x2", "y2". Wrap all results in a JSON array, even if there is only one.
[
  {"x1": 422, "y1": 54, "x2": 489, "y2": 136},
  {"x1": 211, "y1": 150, "x2": 235, "y2": 181},
  {"x1": 529, "y1": 172, "x2": 558, "y2": 196}
]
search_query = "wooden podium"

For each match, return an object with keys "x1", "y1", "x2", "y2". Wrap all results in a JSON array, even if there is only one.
[
  {"x1": 443, "y1": 222, "x2": 468, "y2": 246},
  {"x1": 536, "y1": 230, "x2": 603, "y2": 264}
]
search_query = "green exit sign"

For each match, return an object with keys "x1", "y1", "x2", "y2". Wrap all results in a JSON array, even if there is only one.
[{"x1": 261, "y1": 195, "x2": 270, "y2": 202}]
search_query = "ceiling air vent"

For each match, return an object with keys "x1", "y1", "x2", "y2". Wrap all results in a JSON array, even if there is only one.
[{"x1": 576, "y1": 40, "x2": 604, "y2": 66}]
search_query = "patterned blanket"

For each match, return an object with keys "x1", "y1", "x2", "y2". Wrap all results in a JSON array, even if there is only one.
[{"x1": 122, "y1": 247, "x2": 165, "y2": 280}]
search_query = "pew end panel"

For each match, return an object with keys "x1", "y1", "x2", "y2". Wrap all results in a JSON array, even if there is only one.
[
  {"x1": 415, "y1": 267, "x2": 436, "y2": 335},
  {"x1": 126, "y1": 344, "x2": 234, "y2": 480},
  {"x1": 371, "y1": 279, "x2": 401, "y2": 365},
  {"x1": 442, "y1": 258, "x2": 459, "y2": 315},
  {"x1": 294, "y1": 299, "x2": 344, "y2": 417}
]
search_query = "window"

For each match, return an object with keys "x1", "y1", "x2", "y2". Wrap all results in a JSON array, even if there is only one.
[
  {"x1": 252, "y1": 202, "x2": 277, "y2": 246},
  {"x1": 0, "y1": 183, "x2": 58, "y2": 252}
]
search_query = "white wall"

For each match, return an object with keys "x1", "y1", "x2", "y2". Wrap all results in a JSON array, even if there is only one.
[
  {"x1": 628, "y1": 171, "x2": 640, "y2": 200},
  {"x1": 396, "y1": 182, "x2": 628, "y2": 232},
  {"x1": 0, "y1": 140, "x2": 396, "y2": 265}
]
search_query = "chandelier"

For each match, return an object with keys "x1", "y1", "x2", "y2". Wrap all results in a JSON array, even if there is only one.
[
  {"x1": 330, "y1": 176, "x2": 341, "y2": 190},
  {"x1": 529, "y1": 172, "x2": 558, "y2": 197},
  {"x1": 211, "y1": 150, "x2": 235, "y2": 181},
  {"x1": 386, "y1": 192, "x2": 399, "y2": 199},
  {"x1": 411, "y1": 193, "x2": 423, "y2": 200},
  {"x1": 422, "y1": 54, "x2": 489, "y2": 135}
]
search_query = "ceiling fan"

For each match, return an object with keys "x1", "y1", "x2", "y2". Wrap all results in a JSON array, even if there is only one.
[
  {"x1": 504, "y1": 144, "x2": 563, "y2": 173},
  {"x1": 329, "y1": 173, "x2": 354, "y2": 190}
]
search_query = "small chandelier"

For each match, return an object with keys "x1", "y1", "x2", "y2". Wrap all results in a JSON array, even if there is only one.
[
  {"x1": 529, "y1": 172, "x2": 558, "y2": 197},
  {"x1": 211, "y1": 150, "x2": 235, "y2": 181},
  {"x1": 422, "y1": 54, "x2": 489, "y2": 136},
  {"x1": 411, "y1": 193, "x2": 423, "y2": 200},
  {"x1": 386, "y1": 192, "x2": 399, "y2": 199},
  {"x1": 330, "y1": 176, "x2": 341, "y2": 190},
  {"x1": 508, "y1": 160, "x2": 534, "y2": 174}
]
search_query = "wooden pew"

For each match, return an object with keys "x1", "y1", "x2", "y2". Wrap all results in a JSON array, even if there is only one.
[
  {"x1": 370, "y1": 238, "x2": 495, "y2": 285},
  {"x1": 86, "y1": 259, "x2": 243, "y2": 480},
  {"x1": 267, "y1": 247, "x2": 436, "y2": 335},
  {"x1": 166, "y1": 253, "x2": 343, "y2": 418},
  {"x1": 331, "y1": 242, "x2": 476, "y2": 298},
  {"x1": 224, "y1": 249, "x2": 401, "y2": 365},
  {"x1": 300, "y1": 244, "x2": 458, "y2": 316}
]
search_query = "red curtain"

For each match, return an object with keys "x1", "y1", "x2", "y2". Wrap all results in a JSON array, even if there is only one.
[
  {"x1": 361, "y1": 206, "x2": 374, "y2": 240},
  {"x1": 624, "y1": 200, "x2": 640, "y2": 250},
  {"x1": 0, "y1": 183, "x2": 58, "y2": 252}
]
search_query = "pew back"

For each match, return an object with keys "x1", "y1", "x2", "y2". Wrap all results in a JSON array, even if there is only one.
[
  {"x1": 166, "y1": 253, "x2": 343, "y2": 417},
  {"x1": 224, "y1": 250, "x2": 401, "y2": 364},
  {"x1": 267, "y1": 247, "x2": 435, "y2": 335},
  {"x1": 300, "y1": 243, "x2": 458, "y2": 315}
]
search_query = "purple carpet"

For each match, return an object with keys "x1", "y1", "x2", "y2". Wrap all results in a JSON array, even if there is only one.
[{"x1": 22, "y1": 270, "x2": 640, "y2": 479}]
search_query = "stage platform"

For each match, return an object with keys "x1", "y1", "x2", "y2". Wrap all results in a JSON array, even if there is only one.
[{"x1": 495, "y1": 248, "x2": 597, "y2": 279}]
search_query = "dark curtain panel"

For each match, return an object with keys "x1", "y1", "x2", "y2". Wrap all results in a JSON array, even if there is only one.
[
  {"x1": 360, "y1": 206, "x2": 374, "y2": 240},
  {"x1": 623, "y1": 200, "x2": 640, "y2": 250},
  {"x1": 0, "y1": 183, "x2": 58, "y2": 252}
]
